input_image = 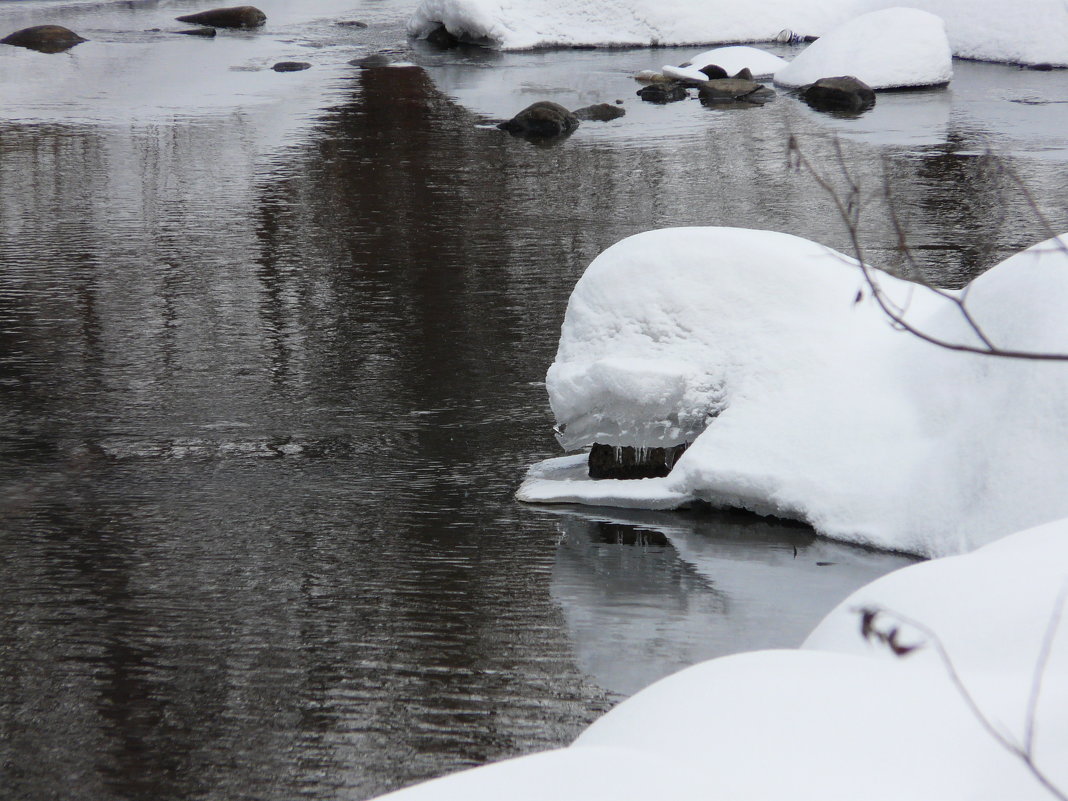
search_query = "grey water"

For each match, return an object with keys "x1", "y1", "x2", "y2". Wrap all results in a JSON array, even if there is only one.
[{"x1": 2, "y1": 2, "x2": 1068, "y2": 799}]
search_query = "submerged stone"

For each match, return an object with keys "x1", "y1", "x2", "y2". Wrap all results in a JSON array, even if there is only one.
[
  {"x1": 637, "y1": 82, "x2": 688, "y2": 104},
  {"x1": 272, "y1": 61, "x2": 311, "y2": 72},
  {"x1": 573, "y1": 103, "x2": 626, "y2": 122},
  {"x1": 588, "y1": 443, "x2": 689, "y2": 480},
  {"x1": 800, "y1": 76, "x2": 876, "y2": 113},
  {"x1": 498, "y1": 101, "x2": 579, "y2": 139},
  {"x1": 175, "y1": 27, "x2": 217, "y2": 38},
  {"x1": 1, "y1": 25, "x2": 87, "y2": 54}
]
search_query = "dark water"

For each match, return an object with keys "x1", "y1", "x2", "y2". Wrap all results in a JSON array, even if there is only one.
[{"x1": 3, "y1": 3, "x2": 1068, "y2": 799}]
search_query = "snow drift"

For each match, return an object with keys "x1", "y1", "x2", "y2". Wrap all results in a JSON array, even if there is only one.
[
  {"x1": 375, "y1": 519, "x2": 1068, "y2": 800},
  {"x1": 773, "y1": 8, "x2": 953, "y2": 89},
  {"x1": 519, "y1": 227, "x2": 1068, "y2": 558},
  {"x1": 407, "y1": 0, "x2": 1068, "y2": 66}
]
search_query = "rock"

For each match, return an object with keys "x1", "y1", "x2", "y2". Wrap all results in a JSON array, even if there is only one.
[
  {"x1": 1, "y1": 25, "x2": 87, "y2": 54},
  {"x1": 175, "y1": 6, "x2": 266, "y2": 29},
  {"x1": 588, "y1": 443, "x2": 689, "y2": 480},
  {"x1": 637, "y1": 82, "x2": 688, "y2": 104},
  {"x1": 174, "y1": 27, "x2": 217, "y2": 37},
  {"x1": 733, "y1": 67, "x2": 753, "y2": 81},
  {"x1": 573, "y1": 103, "x2": 626, "y2": 122},
  {"x1": 498, "y1": 101, "x2": 579, "y2": 139},
  {"x1": 633, "y1": 70, "x2": 673, "y2": 83},
  {"x1": 424, "y1": 24, "x2": 460, "y2": 48},
  {"x1": 697, "y1": 78, "x2": 773, "y2": 104},
  {"x1": 272, "y1": 61, "x2": 311, "y2": 72},
  {"x1": 800, "y1": 76, "x2": 876, "y2": 113},
  {"x1": 699, "y1": 64, "x2": 728, "y2": 80},
  {"x1": 337, "y1": 20, "x2": 369, "y2": 28},
  {"x1": 351, "y1": 53, "x2": 391, "y2": 68}
]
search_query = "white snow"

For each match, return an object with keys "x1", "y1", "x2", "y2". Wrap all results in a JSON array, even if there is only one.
[
  {"x1": 375, "y1": 519, "x2": 1068, "y2": 801},
  {"x1": 683, "y1": 45, "x2": 789, "y2": 77},
  {"x1": 519, "y1": 227, "x2": 1068, "y2": 558},
  {"x1": 408, "y1": 0, "x2": 1068, "y2": 66},
  {"x1": 774, "y1": 8, "x2": 953, "y2": 89}
]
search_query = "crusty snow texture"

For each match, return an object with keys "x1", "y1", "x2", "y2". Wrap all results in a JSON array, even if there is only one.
[
  {"x1": 520, "y1": 227, "x2": 1068, "y2": 558},
  {"x1": 774, "y1": 8, "x2": 953, "y2": 89},
  {"x1": 408, "y1": 0, "x2": 1068, "y2": 66},
  {"x1": 375, "y1": 519, "x2": 1068, "y2": 801}
]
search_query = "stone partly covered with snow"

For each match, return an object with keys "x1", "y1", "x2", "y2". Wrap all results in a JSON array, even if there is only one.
[
  {"x1": 408, "y1": 0, "x2": 1068, "y2": 66},
  {"x1": 682, "y1": 45, "x2": 789, "y2": 78},
  {"x1": 774, "y1": 8, "x2": 952, "y2": 90},
  {"x1": 374, "y1": 519, "x2": 1068, "y2": 800},
  {"x1": 520, "y1": 226, "x2": 1068, "y2": 558}
]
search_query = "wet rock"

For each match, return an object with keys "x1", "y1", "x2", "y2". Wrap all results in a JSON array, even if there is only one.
[
  {"x1": 351, "y1": 53, "x2": 391, "y2": 68},
  {"x1": 272, "y1": 61, "x2": 311, "y2": 72},
  {"x1": 175, "y1": 27, "x2": 217, "y2": 38},
  {"x1": 588, "y1": 443, "x2": 689, "y2": 480},
  {"x1": 175, "y1": 6, "x2": 266, "y2": 29},
  {"x1": 698, "y1": 78, "x2": 774, "y2": 104},
  {"x1": 733, "y1": 67, "x2": 753, "y2": 80},
  {"x1": 637, "y1": 82, "x2": 688, "y2": 103},
  {"x1": 573, "y1": 103, "x2": 626, "y2": 122},
  {"x1": 498, "y1": 101, "x2": 579, "y2": 139},
  {"x1": 1, "y1": 25, "x2": 87, "y2": 54},
  {"x1": 424, "y1": 24, "x2": 460, "y2": 48},
  {"x1": 633, "y1": 70, "x2": 673, "y2": 83},
  {"x1": 699, "y1": 64, "x2": 728, "y2": 79},
  {"x1": 800, "y1": 76, "x2": 876, "y2": 113},
  {"x1": 337, "y1": 20, "x2": 369, "y2": 28}
]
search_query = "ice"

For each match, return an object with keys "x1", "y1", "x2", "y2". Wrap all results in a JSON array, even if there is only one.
[
  {"x1": 520, "y1": 227, "x2": 1068, "y2": 558},
  {"x1": 774, "y1": 8, "x2": 952, "y2": 89},
  {"x1": 408, "y1": 0, "x2": 1068, "y2": 66},
  {"x1": 374, "y1": 519, "x2": 1068, "y2": 800}
]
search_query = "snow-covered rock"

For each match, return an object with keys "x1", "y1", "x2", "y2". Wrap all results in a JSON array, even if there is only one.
[
  {"x1": 520, "y1": 227, "x2": 1068, "y2": 558},
  {"x1": 375, "y1": 519, "x2": 1068, "y2": 800},
  {"x1": 407, "y1": 0, "x2": 1068, "y2": 66},
  {"x1": 684, "y1": 45, "x2": 789, "y2": 77},
  {"x1": 774, "y1": 8, "x2": 952, "y2": 89}
]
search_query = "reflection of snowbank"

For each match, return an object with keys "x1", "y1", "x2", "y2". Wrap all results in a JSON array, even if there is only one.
[
  {"x1": 520, "y1": 227, "x2": 1068, "y2": 558},
  {"x1": 408, "y1": 0, "x2": 1068, "y2": 66},
  {"x1": 774, "y1": 8, "x2": 952, "y2": 89},
  {"x1": 377, "y1": 519, "x2": 1068, "y2": 801}
]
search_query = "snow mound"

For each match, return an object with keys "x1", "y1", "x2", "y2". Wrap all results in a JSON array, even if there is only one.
[
  {"x1": 520, "y1": 227, "x2": 1068, "y2": 558},
  {"x1": 374, "y1": 519, "x2": 1068, "y2": 800},
  {"x1": 408, "y1": 1, "x2": 1068, "y2": 66},
  {"x1": 685, "y1": 45, "x2": 789, "y2": 77},
  {"x1": 774, "y1": 7, "x2": 953, "y2": 89}
]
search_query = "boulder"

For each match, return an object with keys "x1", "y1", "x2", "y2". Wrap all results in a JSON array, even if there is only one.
[
  {"x1": 588, "y1": 443, "x2": 689, "y2": 480},
  {"x1": 733, "y1": 67, "x2": 753, "y2": 81},
  {"x1": 424, "y1": 24, "x2": 460, "y2": 48},
  {"x1": 175, "y1": 6, "x2": 266, "y2": 29},
  {"x1": 174, "y1": 27, "x2": 217, "y2": 37},
  {"x1": 637, "y1": 82, "x2": 688, "y2": 104},
  {"x1": 699, "y1": 64, "x2": 729, "y2": 80},
  {"x1": 698, "y1": 78, "x2": 774, "y2": 104},
  {"x1": 272, "y1": 61, "x2": 311, "y2": 72},
  {"x1": 498, "y1": 101, "x2": 579, "y2": 139},
  {"x1": 800, "y1": 76, "x2": 876, "y2": 113},
  {"x1": 1, "y1": 25, "x2": 86, "y2": 54},
  {"x1": 573, "y1": 103, "x2": 626, "y2": 122}
]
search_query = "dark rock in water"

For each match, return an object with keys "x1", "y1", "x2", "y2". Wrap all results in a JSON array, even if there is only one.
[
  {"x1": 800, "y1": 76, "x2": 876, "y2": 113},
  {"x1": 733, "y1": 67, "x2": 753, "y2": 80},
  {"x1": 698, "y1": 78, "x2": 773, "y2": 105},
  {"x1": 588, "y1": 443, "x2": 689, "y2": 480},
  {"x1": 175, "y1": 27, "x2": 217, "y2": 38},
  {"x1": 699, "y1": 64, "x2": 728, "y2": 80},
  {"x1": 337, "y1": 20, "x2": 369, "y2": 28},
  {"x1": 498, "y1": 101, "x2": 579, "y2": 139},
  {"x1": 272, "y1": 61, "x2": 311, "y2": 72},
  {"x1": 637, "y1": 82, "x2": 688, "y2": 103},
  {"x1": 1, "y1": 25, "x2": 87, "y2": 54},
  {"x1": 573, "y1": 103, "x2": 626, "y2": 122},
  {"x1": 424, "y1": 24, "x2": 460, "y2": 48},
  {"x1": 175, "y1": 6, "x2": 266, "y2": 29},
  {"x1": 351, "y1": 53, "x2": 391, "y2": 68}
]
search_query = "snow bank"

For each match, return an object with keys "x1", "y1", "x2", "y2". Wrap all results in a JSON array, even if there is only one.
[
  {"x1": 774, "y1": 8, "x2": 953, "y2": 89},
  {"x1": 407, "y1": 0, "x2": 1068, "y2": 66},
  {"x1": 375, "y1": 519, "x2": 1068, "y2": 800},
  {"x1": 520, "y1": 227, "x2": 1068, "y2": 558},
  {"x1": 684, "y1": 45, "x2": 788, "y2": 77}
]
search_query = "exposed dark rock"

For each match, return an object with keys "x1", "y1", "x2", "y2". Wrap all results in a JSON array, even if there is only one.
[
  {"x1": 1, "y1": 25, "x2": 86, "y2": 54},
  {"x1": 733, "y1": 67, "x2": 753, "y2": 80},
  {"x1": 272, "y1": 61, "x2": 311, "y2": 72},
  {"x1": 424, "y1": 24, "x2": 460, "y2": 48},
  {"x1": 175, "y1": 27, "x2": 217, "y2": 37},
  {"x1": 337, "y1": 20, "x2": 369, "y2": 28},
  {"x1": 637, "y1": 82, "x2": 688, "y2": 103},
  {"x1": 800, "y1": 76, "x2": 876, "y2": 113},
  {"x1": 175, "y1": 6, "x2": 266, "y2": 29},
  {"x1": 699, "y1": 64, "x2": 728, "y2": 80},
  {"x1": 588, "y1": 443, "x2": 689, "y2": 480},
  {"x1": 698, "y1": 78, "x2": 774, "y2": 105},
  {"x1": 573, "y1": 103, "x2": 626, "y2": 122},
  {"x1": 498, "y1": 101, "x2": 579, "y2": 139},
  {"x1": 351, "y1": 53, "x2": 391, "y2": 68}
]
